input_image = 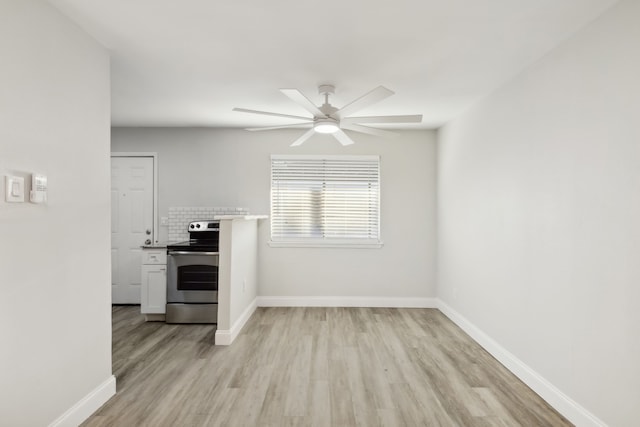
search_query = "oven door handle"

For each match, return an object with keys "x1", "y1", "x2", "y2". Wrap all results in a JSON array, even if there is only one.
[{"x1": 168, "y1": 251, "x2": 219, "y2": 256}]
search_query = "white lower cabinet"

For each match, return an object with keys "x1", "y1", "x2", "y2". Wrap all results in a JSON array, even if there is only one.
[{"x1": 141, "y1": 248, "x2": 167, "y2": 320}]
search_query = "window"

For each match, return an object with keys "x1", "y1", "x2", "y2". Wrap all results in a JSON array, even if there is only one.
[{"x1": 270, "y1": 155, "x2": 381, "y2": 247}]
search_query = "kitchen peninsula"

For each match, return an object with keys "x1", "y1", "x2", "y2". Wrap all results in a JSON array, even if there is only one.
[
  {"x1": 215, "y1": 214, "x2": 267, "y2": 345},
  {"x1": 141, "y1": 214, "x2": 266, "y2": 346}
]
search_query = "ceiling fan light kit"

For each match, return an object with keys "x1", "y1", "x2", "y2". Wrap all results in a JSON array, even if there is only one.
[
  {"x1": 234, "y1": 84, "x2": 422, "y2": 146},
  {"x1": 313, "y1": 118, "x2": 339, "y2": 134}
]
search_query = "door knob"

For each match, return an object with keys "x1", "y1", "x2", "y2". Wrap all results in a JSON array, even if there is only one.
[
  {"x1": 146, "y1": 229, "x2": 151, "y2": 235},
  {"x1": 145, "y1": 239, "x2": 151, "y2": 245}
]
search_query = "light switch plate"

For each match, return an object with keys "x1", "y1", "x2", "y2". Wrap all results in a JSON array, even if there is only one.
[{"x1": 5, "y1": 175, "x2": 25, "y2": 202}]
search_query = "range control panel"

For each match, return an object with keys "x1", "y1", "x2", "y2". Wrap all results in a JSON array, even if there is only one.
[{"x1": 188, "y1": 221, "x2": 220, "y2": 231}]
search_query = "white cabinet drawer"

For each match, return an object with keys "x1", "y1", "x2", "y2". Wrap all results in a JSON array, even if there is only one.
[{"x1": 142, "y1": 250, "x2": 167, "y2": 265}]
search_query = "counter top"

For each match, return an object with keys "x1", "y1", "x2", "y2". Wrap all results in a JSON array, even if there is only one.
[
  {"x1": 213, "y1": 214, "x2": 268, "y2": 220},
  {"x1": 141, "y1": 244, "x2": 167, "y2": 249}
]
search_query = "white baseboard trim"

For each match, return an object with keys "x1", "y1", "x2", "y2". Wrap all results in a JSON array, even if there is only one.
[
  {"x1": 257, "y1": 296, "x2": 438, "y2": 308},
  {"x1": 215, "y1": 297, "x2": 258, "y2": 346},
  {"x1": 48, "y1": 375, "x2": 116, "y2": 427},
  {"x1": 436, "y1": 299, "x2": 606, "y2": 427}
]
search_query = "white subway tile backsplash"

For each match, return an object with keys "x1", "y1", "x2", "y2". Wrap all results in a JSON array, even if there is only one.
[{"x1": 167, "y1": 206, "x2": 248, "y2": 242}]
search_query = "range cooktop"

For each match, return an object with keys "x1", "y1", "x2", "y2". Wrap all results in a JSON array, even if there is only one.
[
  {"x1": 166, "y1": 240, "x2": 219, "y2": 252},
  {"x1": 167, "y1": 220, "x2": 220, "y2": 252}
]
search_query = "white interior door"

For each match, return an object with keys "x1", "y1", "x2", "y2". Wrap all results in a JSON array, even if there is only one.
[{"x1": 111, "y1": 156, "x2": 154, "y2": 304}]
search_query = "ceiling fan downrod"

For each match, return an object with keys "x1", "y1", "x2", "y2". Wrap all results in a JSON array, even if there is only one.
[{"x1": 318, "y1": 84, "x2": 337, "y2": 117}]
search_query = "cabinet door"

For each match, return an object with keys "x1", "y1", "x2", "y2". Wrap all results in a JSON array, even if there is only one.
[{"x1": 141, "y1": 265, "x2": 166, "y2": 314}]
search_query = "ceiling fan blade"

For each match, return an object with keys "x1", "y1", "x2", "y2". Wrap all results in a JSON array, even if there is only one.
[
  {"x1": 246, "y1": 123, "x2": 312, "y2": 132},
  {"x1": 280, "y1": 89, "x2": 324, "y2": 117},
  {"x1": 290, "y1": 128, "x2": 316, "y2": 147},
  {"x1": 340, "y1": 123, "x2": 396, "y2": 138},
  {"x1": 233, "y1": 107, "x2": 312, "y2": 121},
  {"x1": 332, "y1": 129, "x2": 355, "y2": 146},
  {"x1": 341, "y1": 114, "x2": 423, "y2": 125},
  {"x1": 335, "y1": 86, "x2": 394, "y2": 119}
]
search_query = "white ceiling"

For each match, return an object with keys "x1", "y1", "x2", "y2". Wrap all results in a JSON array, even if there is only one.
[{"x1": 49, "y1": 0, "x2": 617, "y2": 129}]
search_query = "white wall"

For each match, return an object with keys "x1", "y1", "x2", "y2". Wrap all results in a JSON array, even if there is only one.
[
  {"x1": 216, "y1": 218, "x2": 259, "y2": 345},
  {"x1": 437, "y1": 0, "x2": 640, "y2": 425},
  {"x1": 0, "y1": 1, "x2": 113, "y2": 425},
  {"x1": 228, "y1": 219, "x2": 258, "y2": 325},
  {"x1": 112, "y1": 128, "x2": 437, "y2": 301},
  {"x1": 217, "y1": 218, "x2": 259, "y2": 331}
]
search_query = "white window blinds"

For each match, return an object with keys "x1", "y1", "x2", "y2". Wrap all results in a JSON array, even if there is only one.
[{"x1": 271, "y1": 155, "x2": 380, "y2": 244}]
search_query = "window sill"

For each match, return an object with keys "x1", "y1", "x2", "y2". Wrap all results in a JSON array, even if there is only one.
[{"x1": 268, "y1": 240, "x2": 384, "y2": 249}]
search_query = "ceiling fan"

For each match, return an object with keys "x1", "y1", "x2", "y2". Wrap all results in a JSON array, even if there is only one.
[{"x1": 233, "y1": 85, "x2": 423, "y2": 146}]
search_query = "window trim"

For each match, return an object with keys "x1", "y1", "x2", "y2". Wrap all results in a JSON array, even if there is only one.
[{"x1": 269, "y1": 154, "x2": 383, "y2": 248}]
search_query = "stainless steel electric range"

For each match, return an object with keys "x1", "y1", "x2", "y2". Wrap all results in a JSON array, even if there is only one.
[{"x1": 166, "y1": 220, "x2": 219, "y2": 324}]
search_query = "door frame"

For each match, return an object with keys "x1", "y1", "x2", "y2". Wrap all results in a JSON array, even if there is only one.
[{"x1": 111, "y1": 152, "x2": 159, "y2": 245}]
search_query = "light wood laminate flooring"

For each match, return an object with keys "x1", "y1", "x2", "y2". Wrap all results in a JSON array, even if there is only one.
[{"x1": 83, "y1": 306, "x2": 572, "y2": 426}]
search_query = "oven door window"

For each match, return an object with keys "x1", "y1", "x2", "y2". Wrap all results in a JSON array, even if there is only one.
[{"x1": 177, "y1": 265, "x2": 218, "y2": 291}]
